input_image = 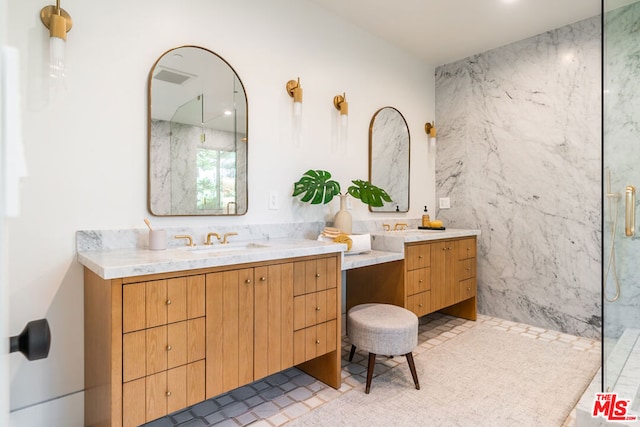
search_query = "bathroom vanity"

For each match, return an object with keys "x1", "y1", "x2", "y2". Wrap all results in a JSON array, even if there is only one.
[
  {"x1": 78, "y1": 227, "x2": 479, "y2": 426},
  {"x1": 80, "y1": 240, "x2": 343, "y2": 427},
  {"x1": 346, "y1": 230, "x2": 479, "y2": 320}
]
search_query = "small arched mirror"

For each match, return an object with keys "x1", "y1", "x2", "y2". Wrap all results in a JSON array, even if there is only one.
[
  {"x1": 148, "y1": 46, "x2": 248, "y2": 216},
  {"x1": 369, "y1": 107, "x2": 410, "y2": 212}
]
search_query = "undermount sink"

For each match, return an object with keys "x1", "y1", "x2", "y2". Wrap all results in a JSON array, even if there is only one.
[{"x1": 179, "y1": 242, "x2": 271, "y2": 255}]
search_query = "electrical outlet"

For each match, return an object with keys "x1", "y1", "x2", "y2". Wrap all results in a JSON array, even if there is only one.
[
  {"x1": 439, "y1": 197, "x2": 451, "y2": 209},
  {"x1": 268, "y1": 191, "x2": 279, "y2": 210}
]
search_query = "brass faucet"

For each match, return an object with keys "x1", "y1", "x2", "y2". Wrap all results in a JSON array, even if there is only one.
[
  {"x1": 205, "y1": 232, "x2": 221, "y2": 245},
  {"x1": 394, "y1": 223, "x2": 408, "y2": 231},
  {"x1": 383, "y1": 223, "x2": 391, "y2": 231},
  {"x1": 221, "y1": 232, "x2": 238, "y2": 244},
  {"x1": 175, "y1": 235, "x2": 196, "y2": 246}
]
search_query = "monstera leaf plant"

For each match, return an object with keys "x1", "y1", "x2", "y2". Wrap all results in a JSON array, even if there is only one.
[{"x1": 292, "y1": 169, "x2": 392, "y2": 207}]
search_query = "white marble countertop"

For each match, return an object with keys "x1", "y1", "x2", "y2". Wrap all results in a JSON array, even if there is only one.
[
  {"x1": 370, "y1": 228, "x2": 481, "y2": 252},
  {"x1": 77, "y1": 229, "x2": 480, "y2": 280},
  {"x1": 78, "y1": 239, "x2": 347, "y2": 280}
]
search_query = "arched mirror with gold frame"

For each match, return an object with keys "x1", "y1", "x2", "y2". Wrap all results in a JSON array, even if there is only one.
[
  {"x1": 148, "y1": 46, "x2": 248, "y2": 216},
  {"x1": 369, "y1": 106, "x2": 410, "y2": 212}
]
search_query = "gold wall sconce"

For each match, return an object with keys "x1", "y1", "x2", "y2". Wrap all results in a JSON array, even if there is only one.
[
  {"x1": 40, "y1": 0, "x2": 73, "y2": 79},
  {"x1": 333, "y1": 93, "x2": 349, "y2": 149},
  {"x1": 286, "y1": 77, "x2": 303, "y2": 146},
  {"x1": 425, "y1": 121, "x2": 437, "y2": 146}
]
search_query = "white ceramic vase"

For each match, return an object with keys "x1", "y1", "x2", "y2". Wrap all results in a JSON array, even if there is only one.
[{"x1": 333, "y1": 195, "x2": 352, "y2": 234}]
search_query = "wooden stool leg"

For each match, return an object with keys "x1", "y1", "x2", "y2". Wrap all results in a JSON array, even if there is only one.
[
  {"x1": 365, "y1": 353, "x2": 376, "y2": 394},
  {"x1": 349, "y1": 344, "x2": 356, "y2": 362},
  {"x1": 405, "y1": 352, "x2": 420, "y2": 390}
]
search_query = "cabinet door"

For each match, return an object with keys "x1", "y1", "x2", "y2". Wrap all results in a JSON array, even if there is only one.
[
  {"x1": 459, "y1": 278, "x2": 477, "y2": 301},
  {"x1": 430, "y1": 241, "x2": 456, "y2": 311},
  {"x1": 407, "y1": 268, "x2": 430, "y2": 296},
  {"x1": 456, "y1": 238, "x2": 476, "y2": 260},
  {"x1": 407, "y1": 291, "x2": 431, "y2": 317},
  {"x1": 406, "y1": 244, "x2": 430, "y2": 271},
  {"x1": 205, "y1": 269, "x2": 254, "y2": 397},
  {"x1": 254, "y1": 263, "x2": 294, "y2": 380},
  {"x1": 293, "y1": 257, "x2": 338, "y2": 295}
]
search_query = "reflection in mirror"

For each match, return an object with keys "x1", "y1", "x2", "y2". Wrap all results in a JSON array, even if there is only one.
[
  {"x1": 149, "y1": 46, "x2": 247, "y2": 215},
  {"x1": 369, "y1": 107, "x2": 410, "y2": 212}
]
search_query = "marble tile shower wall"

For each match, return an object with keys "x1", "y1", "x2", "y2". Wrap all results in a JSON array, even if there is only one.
[
  {"x1": 434, "y1": 16, "x2": 601, "y2": 338},
  {"x1": 603, "y1": 1, "x2": 640, "y2": 338}
]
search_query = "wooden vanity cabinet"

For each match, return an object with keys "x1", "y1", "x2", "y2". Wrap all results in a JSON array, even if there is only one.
[
  {"x1": 84, "y1": 253, "x2": 341, "y2": 427},
  {"x1": 205, "y1": 263, "x2": 295, "y2": 397},
  {"x1": 346, "y1": 236, "x2": 477, "y2": 321}
]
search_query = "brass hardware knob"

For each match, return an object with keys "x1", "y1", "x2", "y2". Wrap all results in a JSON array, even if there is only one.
[
  {"x1": 419, "y1": 279, "x2": 423, "y2": 283},
  {"x1": 260, "y1": 276, "x2": 266, "y2": 281},
  {"x1": 166, "y1": 391, "x2": 171, "y2": 397},
  {"x1": 419, "y1": 303, "x2": 423, "y2": 307},
  {"x1": 166, "y1": 299, "x2": 172, "y2": 305},
  {"x1": 418, "y1": 255, "x2": 423, "y2": 259},
  {"x1": 316, "y1": 306, "x2": 321, "y2": 311},
  {"x1": 315, "y1": 339, "x2": 320, "y2": 344},
  {"x1": 442, "y1": 248, "x2": 446, "y2": 251},
  {"x1": 245, "y1": 279, "x2": 252, "y2": 284},
  {"x1": 166, "y1": 345, "x2": 172, "y2": 351},
  {"x1": 467, "y1": 267, "x2": 471, "y2": 271},
  {"x1": 467, "y1": 287, "x2": 471, "y2": 291},
  {"x1": 315, "y1": 273, "x2": 321, "y2": 278}
]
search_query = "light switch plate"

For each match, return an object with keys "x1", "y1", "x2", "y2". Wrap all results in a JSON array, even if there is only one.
[
  {"x1": 439, "y1": 197, "x2": 451, "y2": 209},
  {"x1": 268, "y1": 191, "x2": 279, "y2": 210}
]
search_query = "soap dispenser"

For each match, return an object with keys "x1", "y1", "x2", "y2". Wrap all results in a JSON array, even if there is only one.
[{"x1": 422, "y1": 206, "x2": 431, "y2": 227}]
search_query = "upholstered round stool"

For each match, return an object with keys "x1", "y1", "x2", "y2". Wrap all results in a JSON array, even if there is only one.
[{"x1": 347, "y1": 303, "x2": 420, "y2": 394}]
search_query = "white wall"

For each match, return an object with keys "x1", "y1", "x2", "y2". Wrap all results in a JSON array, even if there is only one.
[{"x1": 7, "y1": 0, "x2": 435, "y2": 423}]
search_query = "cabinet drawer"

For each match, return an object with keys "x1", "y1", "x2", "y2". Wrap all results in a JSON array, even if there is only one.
[
  {"x1": 406, "y1": 268, "x2": 430, "y2": 296},
  {"x1": 293, "y1": 320, "x2": 337, "y2": 365},
  {"x1": 457, "y1": 258, "x2": 476, "y2": 280},
  {"x1": 456, "y1": 238, "x2": 476, "y2": 260},
  {"x1": 123, "y1": 360, "x2": 205, "y2": 427},
  {"x1": 405, "y1": 244, "x2": 431, "y2": 271},
  {"x1": 293, "y1": 257, "x2": 338, "y2": 296},
  {"x1": 123, "y1": 319, "x2": 205, "y2": 381},
  {"x1": 459, "y1": 278, "x2": 476, "y2": 301},
  {"x1": 407, "y1": 291, "x2": 431, "y2": 318},
  {"x1": 123, "y1": 275, "x2": 205, "y2": 332},
  {"x1": 293, "y1": 288, "x2": 337, "y2": 331}
]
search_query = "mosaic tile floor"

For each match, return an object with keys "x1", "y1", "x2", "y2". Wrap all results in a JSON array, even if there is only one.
[{"x1": 142, "y1": 313, "x2": 600, "y2": 427}]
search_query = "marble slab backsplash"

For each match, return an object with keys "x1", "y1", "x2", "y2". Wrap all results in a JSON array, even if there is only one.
[{"x1": 76, "y1": 218, "x2": 422, "y2": 252}]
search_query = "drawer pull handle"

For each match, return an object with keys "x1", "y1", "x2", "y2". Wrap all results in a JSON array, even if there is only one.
[
  {"x1": 166, "y1": 391, "x2": 171, "y2": 397},
  {"x1": 245, "y1": 279, "x2": 252, "y2": 284},
  {"x1": 315, "y1": 339, "x2": 321, "y2": 344},
  {"x1": 260, "y1": 276, "x2": 267, "y2": 281},
  {"x1": 315, "y1": 273, "x2": 321, "y2": 278},
  {"x1": 316, "y1": 306, "x2": 321, "y2": 311},
  {"x1": 166, "y1": 345, "x2": 172, "y2": 351},
  {"x1": 166, "y1": 300, "x2": 172, "y2": 305}
]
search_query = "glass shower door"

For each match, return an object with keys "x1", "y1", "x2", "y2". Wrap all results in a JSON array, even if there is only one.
[{"x1": 603, "y1": 0, "x2": 640, "y2": 409}]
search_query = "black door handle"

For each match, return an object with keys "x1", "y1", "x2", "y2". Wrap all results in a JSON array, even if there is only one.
[{"x1": 10, "y1": 319, "x2": 51, "y2": 361}]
